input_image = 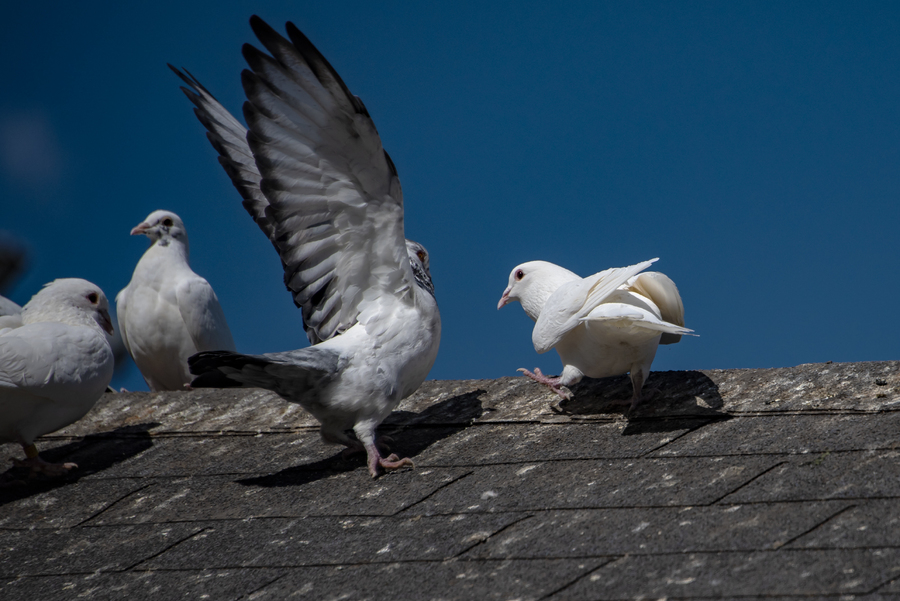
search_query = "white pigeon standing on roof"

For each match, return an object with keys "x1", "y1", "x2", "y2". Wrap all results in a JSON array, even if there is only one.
[
  {"x1": 170, "y1": 16, "x2": 441, "y2": 478},
  {"x1": 0, "y1": 279, "x2": 114, "y2": 476},
  {"x1": 498, "y1": 258, "x2": 694, "y2": 411},
  {"x1": 117, "y1": 210, "x2": 236, "y2": 391}
]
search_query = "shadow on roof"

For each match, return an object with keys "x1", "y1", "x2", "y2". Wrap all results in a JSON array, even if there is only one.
[
  {"x1": 236, "y1": 390, "x2": 486, "y2": 488},
  {"x1": 0, "y1": 423, "x2": 157, "y2": 506}
]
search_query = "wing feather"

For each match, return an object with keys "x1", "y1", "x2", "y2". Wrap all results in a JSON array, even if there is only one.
[
  {"x1": 172, "y1": 16, "x2": 416, "y2": 345},
  {"x1": 626, "y1": 271, "x2": 687, "y2": 345},
  {"x1": 532, "y1": 259, "x2": 659, "y2": 353}
]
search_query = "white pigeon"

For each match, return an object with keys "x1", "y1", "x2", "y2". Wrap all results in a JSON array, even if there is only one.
[
  {"x1": 170, "y1": 16, "x2": 441, "y2": 478},
  {"x1": 116, "y1": 210, "x2": 236, "y2": 391},
  {"x1": 498, "y1": 258, "x2": 694, "y2": 410},
  {"x1": 0, "y1": 278, "x2": 114, "y2": 476}
]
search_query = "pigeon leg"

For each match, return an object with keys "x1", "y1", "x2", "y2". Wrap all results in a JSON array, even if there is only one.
[
  {"x1": 354, "y1": 425, "x2": 413, "y2": 478},
  {"x1": 517, "y1": 367, "x2": 573, "y2": 400},
  {"x1": 11, "y1": 444, "x2": 77, "y2": 477},
  {"x1": 629, "y1": 369, "x2": 646, "y2": 412},
  {"x1": 364, "y1": 443, "x2": 414, "y2": 479}
]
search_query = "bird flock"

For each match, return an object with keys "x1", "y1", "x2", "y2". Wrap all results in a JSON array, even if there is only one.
[{"x1": 0, "y1": 16, "x2": 693, "y2": 481}]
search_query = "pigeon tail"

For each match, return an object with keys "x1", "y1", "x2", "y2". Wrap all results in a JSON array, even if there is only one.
[{"x1": 189, "y1": 348, "x2": 341, "y2": 400}]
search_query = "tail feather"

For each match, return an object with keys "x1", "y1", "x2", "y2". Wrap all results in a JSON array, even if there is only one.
[{"x1": 188, "y1": 348, "x2": 341, "y2": 401}]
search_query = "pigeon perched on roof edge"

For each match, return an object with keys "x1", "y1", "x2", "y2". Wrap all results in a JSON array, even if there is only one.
[
  {"x1": 0, "y1": 278, "x2": 114, "y2": 477},
  {"x1": 175, "y1": 15, "x2": 441, "y2": 478},
  {"x1": 117, "y1": 210, "x2": 236, "y2": 392},
  {"x1": 499, "y1": 258, "x2": 694, "y2": 411}
]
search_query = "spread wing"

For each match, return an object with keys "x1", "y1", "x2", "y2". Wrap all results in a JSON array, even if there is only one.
[
  {"x1": 532, "y1": 259, "x2": 658, "y2": 353},
  {"x1": 626, "y1": 271, "x2": 687, "y2": 345},
  {"x1": 172, "y1": 16, "x2": 416, "y2": 344}
]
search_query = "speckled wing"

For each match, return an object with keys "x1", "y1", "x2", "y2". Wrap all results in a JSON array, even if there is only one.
[
  {"x1": 626, "y1": 271, "x2": 687, "y2": 345},
  {"x1": 169, "y1": 65, "x2": 276, "y2": 243},
  {"x1": 532, "y1": 259, "x2": 658, "y2": 354},
  {"x1": 172, "y1": 17, "x2": 416, "y2": 345}
]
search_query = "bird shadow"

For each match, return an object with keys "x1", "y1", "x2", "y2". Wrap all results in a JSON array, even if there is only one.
[
  {"x1": 237, "y1": 390, "x2": 486, "y2": 488},
  {"x1": 0, "y1": 423, "x2": 157, "y2": 506},
  {"x1": 556, "y1": 370, "x2": 730, "y2": 434}
]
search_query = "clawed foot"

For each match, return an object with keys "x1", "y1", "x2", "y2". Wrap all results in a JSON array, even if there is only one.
[
  {"x1": 10, "y1": 456, "x2": 78, "y2": 478},
  {"x1": 518, "y1": 367, "x2": 573, "y2": 400},
  {"x1": 366, "y1": 445, "x2": 414, "y2": 479}
]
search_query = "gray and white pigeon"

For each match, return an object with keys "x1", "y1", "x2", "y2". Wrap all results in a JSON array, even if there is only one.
[
  {"x1": 116, "y1": 210, "x2": 236, "y2": 391},
  {"x1": 498, "y1": 258, "x2": 694, "y2": 410},
  {"x1": 171, "y1": 16, "x2": 441, "y2": 477},
  {"x1": 0, "y1": 278, "x2": 114, "y2": 476}
]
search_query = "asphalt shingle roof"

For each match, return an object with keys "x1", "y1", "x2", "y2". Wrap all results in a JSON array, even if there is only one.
[{"x1": 1, "y1": 360, "x2": 898, "y2": 599}]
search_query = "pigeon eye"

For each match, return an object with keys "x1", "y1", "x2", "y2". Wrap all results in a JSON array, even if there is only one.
[
  {"x1": 515, "y1": 269, "x2": 524, "y2": 281},
  {"x1": 416, "y1": 250, "x2": 426, "y2": 263},
  {"x1": 86, "y1": 292, "x2": 99, "y2": 304},
  {"x1": 162, "y1": 218, "x2": 174, "y2": 227}
]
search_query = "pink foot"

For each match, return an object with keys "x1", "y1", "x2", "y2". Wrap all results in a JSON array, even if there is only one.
[
  {"x1": 517, "y1": 367, "x2": 573, "y2": 400},
  {"x1": 365, "y1": 444, "x2": 414, "y2": 478}
]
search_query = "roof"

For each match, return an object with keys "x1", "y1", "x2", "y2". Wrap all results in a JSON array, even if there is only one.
[{"x1": 1, "y1": 360, "x2": 899, "y2": 599}]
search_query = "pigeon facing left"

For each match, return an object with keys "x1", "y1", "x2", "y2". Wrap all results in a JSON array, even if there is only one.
[
  {"x1": 173, "y1": 16, "x2": 441, "y2": 478},
  {"x1": 0, "y1": 279, "x2": 114, "y2": 476},
  {"x1": 117, "y1": 210, "x2": 236, "y2": 391},
  {"x1": 498, "y1": 258, "x2": 694, "y2": 410}
]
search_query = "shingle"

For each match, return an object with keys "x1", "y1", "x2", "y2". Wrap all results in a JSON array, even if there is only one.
[
  {"x1": 407, "y1": 456, "x2": 783, "y2": 514},
  {"x1": 550, "y1": 548, "x2": 900, "y2": 599},
  {"x1": 142, "y1": 515, "x2": 525, "y2": 569},
  {"x1": 465, "y1": 501, "x2": 852, "y2": 558},
  {"x1": 0, "y1": 569, "x2": 284, "y2": 601}
]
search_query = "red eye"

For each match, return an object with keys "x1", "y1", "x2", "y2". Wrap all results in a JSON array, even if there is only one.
[
  {"x1": 86, "y1": 292, "x2": 98, "y2": 304},
  {"x1": 515, "y1": 269, "x2": 524, "y2": 281}
]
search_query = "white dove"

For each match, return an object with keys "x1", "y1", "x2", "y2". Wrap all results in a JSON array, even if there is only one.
[
  {"x1": 0, "y1": 279, "x2": 114, "y2": 476},
  {"x1": 171, "y1": 16, "x2": 441, "y2": 478},
  {"x1": 498, "y1": 258, "x2": 694, "y2": 410},
  {"x1": 116, "y1": 210, "x2": 236, "y2": 391}
]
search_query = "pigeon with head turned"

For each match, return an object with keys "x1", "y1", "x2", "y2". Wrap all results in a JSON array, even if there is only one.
[
  {"x1": 0, "y1": 279, "x2": 114, "y2": 476},
  {"x1": 117, "y1": 210, "x2": 236, "y2": 392},
  {"x1": 171, "y1": 16, "x2": 441, "y2": 478},
  {"x1": 498, "y1": 258, "x2": 694, "y2": 411}
]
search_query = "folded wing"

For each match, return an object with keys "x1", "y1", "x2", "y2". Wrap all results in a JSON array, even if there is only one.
[{"x1": 532, "y1": 259, "x2": 659, "y2": 353}]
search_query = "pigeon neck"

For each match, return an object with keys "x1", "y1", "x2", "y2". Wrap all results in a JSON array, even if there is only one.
[{"x1": 152, "y1": 235, "x2": 190, "y2": 262}]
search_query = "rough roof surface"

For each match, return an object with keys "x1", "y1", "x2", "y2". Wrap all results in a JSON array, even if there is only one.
[{"x1": 1, "y1": 360, "x2": 899, "y2": 600}]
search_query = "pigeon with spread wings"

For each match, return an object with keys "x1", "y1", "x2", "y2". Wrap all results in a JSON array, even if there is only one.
[
  {"x1": 172, "y1": 16, "x2": 440, "y2": 477},
  {"x1": 498, "y1": 258, "x2": 694, "y2": 411}
]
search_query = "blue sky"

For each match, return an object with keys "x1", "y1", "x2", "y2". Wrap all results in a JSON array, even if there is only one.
[{"x1": 2, "y1": 2, "x2": 898, "y2": 392}]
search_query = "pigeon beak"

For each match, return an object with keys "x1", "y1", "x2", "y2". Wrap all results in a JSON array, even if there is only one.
[
  {"x1": 130, "y1": 222, "x2": 151, "y2": 236},
  {"x1": 98, "y1": 308, "x2": 114, "y2": 335},
  {"x1": 497, "y1": 288, "x2": 511, "y2": 310}
]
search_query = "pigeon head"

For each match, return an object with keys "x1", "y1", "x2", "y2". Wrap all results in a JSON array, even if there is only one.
[
  {"x1": 22, "y1": 278, "x2": 114, "y2": 335},
  {"x1": 498, "y1": 261, "x2": 579, "y2": 321},
  {"x1": 131, "y1": 210, "x2": 188, "y2": 248},
  {"x1": 406, "y1": 240, "x2": 434, "y2": 296}
]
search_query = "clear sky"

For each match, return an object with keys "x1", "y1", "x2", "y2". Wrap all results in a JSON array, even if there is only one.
[{"x1": 2, "y1": 1, "x2": 898, "y2": 392}]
